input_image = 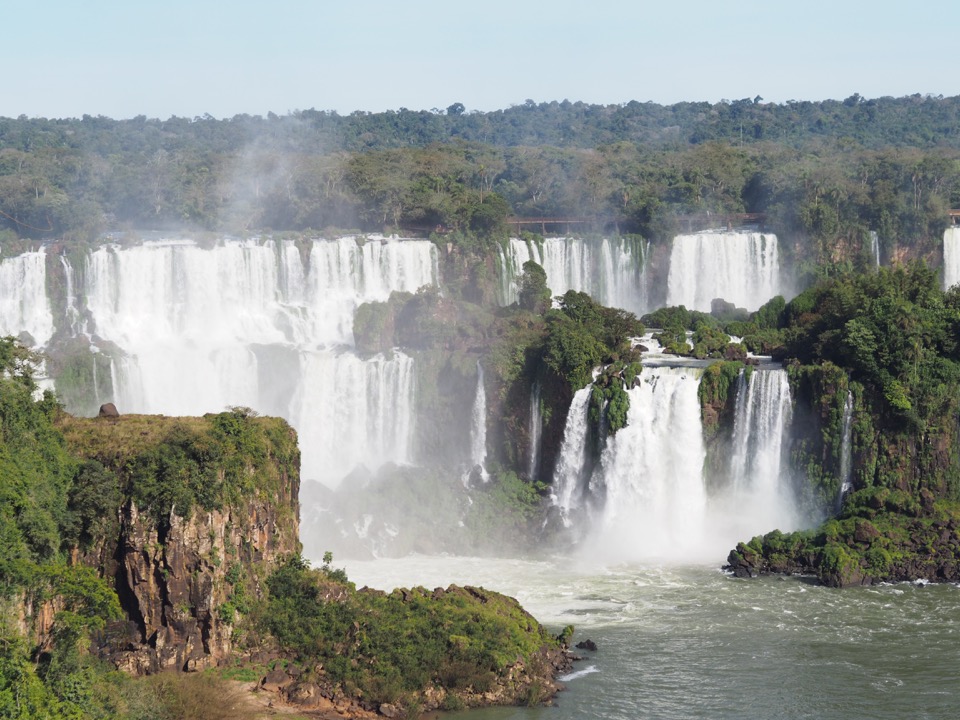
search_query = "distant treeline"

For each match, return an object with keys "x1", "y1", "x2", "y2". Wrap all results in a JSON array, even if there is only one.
[{"x1": 2, "y1": 95, "x2": 960, "y2": 273}]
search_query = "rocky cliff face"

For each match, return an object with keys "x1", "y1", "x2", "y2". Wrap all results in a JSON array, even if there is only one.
[{"x1": 59, "y1": 411, "x2": 301, "y2": 672}]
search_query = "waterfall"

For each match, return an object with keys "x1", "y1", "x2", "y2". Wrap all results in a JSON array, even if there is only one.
[
  {"x1": 528, "y1": 382, "x2": 542, "y2": 481},
  {"x1": 869, "y1": 231, "x2": 881, "y2": 267},
  {"x1": 551, "y1": 385, "x2": 594, "y2": 518},
  {"x1": 944, "y1": 227, "x2": 960, "y2": 289},
  {"x1": 59, "y1": 255, "x2": 86, "y2": 337},
  {"x1": 78, "y1": 235, "x2": 437, "y2": 486},
  {"x1": 498, "y1": 237, "x2": 649, "y2": 314},
  {"x1": 666, "y1": 231, "x2": 780, "y2": 312},
  {"x1": 837, "y1": 391, "x2": 854, "y2": 512},
  {"x1": 589, "y1": 367, "x2": 708, "y2": 561},
  {"x1": 0, "y1": 249, "x2": 54, "y2": 347},
  {"x1": 464, "y1": 361, "x2": 489, "y2": 483},
  {"x1": 726, "y1": 368, "x2": 797, "y2": 533},
  {"x1": 292, "y1": 350, "x2": 416, "y2": 486}
]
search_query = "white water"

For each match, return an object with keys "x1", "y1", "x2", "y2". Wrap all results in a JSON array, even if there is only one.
[
  {"x1": 943, "y1": 227, "x2": 960, "y2": 289},
  {"x1": 465, "y1": 361, "x2": 489, "y2": 483},
  {"x1": 553, "y1": 363, "x2": 803, "y2": 563},
  {"x1": 551, "y1": 385, "x2": 594, "y2": 518},
  {"x1": 0, "y1": 249, "x2": 54, "y2": 346},
  {"x1": 80, "y1": 235, "x2": 436, "y2": 486},
  {"x1": 587, "y1": 367, "x2": 708, "y2": 562},
  {"x1": 527, "y1": 382, "x2": 542, "y2": 481},
  {"x1": 59, "y1": 255, "x2": 87, "y2": 338},
  {"x1": 666, "y1": 231, "x2": 780, "y2": 311},
  {"x1": 726, "y1": 369, "x2": 798, "y2": 533},
  {"x1": 837, "y1": 390, "x2": 855, "y2": 511},
  {"x1": 869, "y1": 230, "x2": 881, "y2": 267},
  {"x1": 499, "y1": 237, "x2": 648, "y2": 314}
]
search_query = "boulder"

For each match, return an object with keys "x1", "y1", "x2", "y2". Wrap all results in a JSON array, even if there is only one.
[{"x1": 98, "y1": 402, "x2": 120, "y2": 417}]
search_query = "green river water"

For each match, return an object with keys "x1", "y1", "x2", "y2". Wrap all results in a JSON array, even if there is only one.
[{"x1": 340, "y1": 555, "x2": 960, "y2": 720}]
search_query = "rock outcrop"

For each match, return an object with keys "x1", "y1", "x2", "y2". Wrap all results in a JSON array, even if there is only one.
[{"x1": 59, "y1": 411, "x2": 301, "y2": 672}]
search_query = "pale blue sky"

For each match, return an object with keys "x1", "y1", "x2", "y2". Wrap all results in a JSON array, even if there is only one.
[{"x1": 3, "y1": 0, "x2": 957, "y2": 119}]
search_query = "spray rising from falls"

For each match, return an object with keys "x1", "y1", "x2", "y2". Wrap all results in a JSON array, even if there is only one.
[
  {"x1": 80, "y1": 236, "x2": 437, "y2": 486},
  {"x1": 588, "y1": 367, "x2": 708, "y2": 561},
  {"x1": 552, "y1": 361, "x2": 803, "y2": 561},
  {"x1": 499, "y1": 237, "x2": 649, "y2": 314},
  {"x1": 944, "y1": 227, "x2": 960, "y2": 289},
  {"x1": 666, "y1": 231, "x2": 780, "y2": 312}
]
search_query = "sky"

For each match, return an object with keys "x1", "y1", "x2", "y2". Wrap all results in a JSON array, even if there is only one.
[{"x1": 3, "y1": 0, "x2": 959, "y2": 120}]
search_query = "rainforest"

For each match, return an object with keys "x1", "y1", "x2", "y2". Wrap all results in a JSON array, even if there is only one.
[{"x1": 2, "y1": 96, "x2": 960, "y2": 719}]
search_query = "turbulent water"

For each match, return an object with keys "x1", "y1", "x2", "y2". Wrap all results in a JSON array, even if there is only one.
[
  {"x1": 63, "y1": 235, "x2": 436, "y2": 485},
  {"x1": 339, "y1": 554, "x2": 960, "y2": 720},
  {"x1": 554, "y1": 365, "x2": 800, "y2": 563},
  {"x1": 498, "y1": 237, "x2": 649, "y2": 314},
  {"x1": 944, "y1": 227, "x2": 960, "y2": 289},
  {"x1": 587, "y1": 367, "x2": 708, "y2": 562},
  {"x1": 667, "y1": 231, "x2": 780, "y2": 311}
]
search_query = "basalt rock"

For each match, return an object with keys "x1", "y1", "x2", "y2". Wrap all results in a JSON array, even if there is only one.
[{"x1": 59, "y1": 412, "x2": 301, "y2": 672}]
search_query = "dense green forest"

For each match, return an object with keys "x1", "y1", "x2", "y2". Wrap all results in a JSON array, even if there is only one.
[{"x1": 3, "y1": 95, "x2": 960, "y2": 278}]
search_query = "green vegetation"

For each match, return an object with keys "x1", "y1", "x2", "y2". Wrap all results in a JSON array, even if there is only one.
[
  {"x1": 0, "y1": 337, "x2": 124, "y2": 718},
  {"x1": 3, "y1": 98, "x2": 960, "y2": 276},
  {"x1": 261, "y1": 554, "x2": 561, "y2": 709},
  {"x1": 729, "y1": 264, "x2": 960, "y2": 585},
  {"x1": 57, "y1": 408, "x2": 299, "y2": 529}
]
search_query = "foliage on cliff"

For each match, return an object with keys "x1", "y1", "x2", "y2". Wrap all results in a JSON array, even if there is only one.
[
  {"x1": 779, "y1": 264, "x2": 960, "y2": 432},
  {"x1": 56, "y1": 408, "x2": 300, "y2": 531},
  {"x1": 729, "y1": 265, "x2": 960, "y2": 585},
  {"x1": 0, "y1": 336, "x2": 307, "y2": 717},
  {"x1": 728, "y1": 492, "x2": 960, "y2": 588},
  {"x1": 261, "y1": 554, "x2": 565, "y2": 712},
  {"x1": 0, "y1": 338, "x2": 125, "y2": 718}
]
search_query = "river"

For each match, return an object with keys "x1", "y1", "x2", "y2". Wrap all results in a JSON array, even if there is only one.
[{"x1": 338, "y1": 555, "x2": 960, "y2": 720}]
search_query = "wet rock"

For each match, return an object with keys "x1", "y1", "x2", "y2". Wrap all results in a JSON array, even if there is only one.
[{"x1": 575, "y1": 639, "x2": 598, "y2": 652}]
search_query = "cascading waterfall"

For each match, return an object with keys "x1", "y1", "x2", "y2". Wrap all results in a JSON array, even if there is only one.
[
  {"x1": 943, "y1": 227, "x2": 960, "y2": 289},
  {"x1": 464, "y1": 361, "x2": 489, "y2": 483},
  {"x1": 59, "y1": 255, "x2": 86, "y2": 337},
  {"x1": 588, "y1": 367, "x2": 708, "y2": 561},
  {"x1": 551, "y1": 360, "x2": 804, "y2": 561},
  {"x1": 0, "y1": 249, "x2": 54, "y2": 346},
  {"x1": 551, "y1": 385, "x2": 594, "y2": 519},
  {"x1": 837, "y1": 391, "x2": 855, "y2": 512},
  {"x1": 869, "y1": 231, "x2": 881, "y2": 267},
  {"x1": 666, "y1": 231, "x2": 780, "y2": 312},
  {"x1": 292, "y1": 350, "x2": 416, "y2": 485},
  {"x1": 79, "y1": 235, "x2": 437, "y2": 486},
  {"x1": 498, "y1": 236, "x2": 649, "y2": 314},
  {"x1": 528, "y1": 381, "x2": 542, "y2": 481},
  {"x1": 726, "y1": 368, "x2": 798, "y2": 533}
]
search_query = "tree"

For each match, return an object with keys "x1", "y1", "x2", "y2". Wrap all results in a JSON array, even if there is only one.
[{"x1": 517, "y1": 261, "x2": 551, "y2": 314}]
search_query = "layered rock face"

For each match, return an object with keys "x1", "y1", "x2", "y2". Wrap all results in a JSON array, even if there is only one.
[{"x1": 59, "y1": 411, "x2": 301, "y2": 672}]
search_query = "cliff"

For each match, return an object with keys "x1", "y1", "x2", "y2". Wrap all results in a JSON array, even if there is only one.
[
  {"x1": 726, "y1": 266, "x2": 960, "y2": 586},
  {"x1": 57, "y1": 409, "x2": 301, "y2": 672}
]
